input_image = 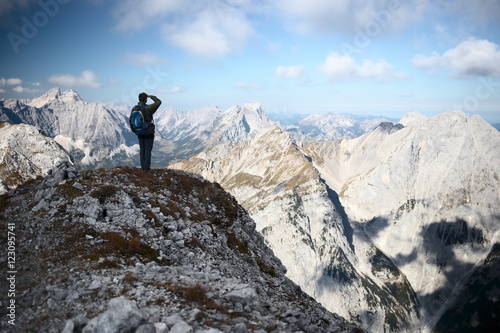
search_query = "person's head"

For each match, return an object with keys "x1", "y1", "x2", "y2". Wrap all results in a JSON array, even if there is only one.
[{"x1": 138, "y1": 92, "x2": 148, "y2": 103}]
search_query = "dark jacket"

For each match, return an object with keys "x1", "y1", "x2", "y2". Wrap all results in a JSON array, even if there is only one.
[
  {"x1": 130, "y1": 95, "x2": 162, "y2": 135},
  {"x1": 138, "y1": 95, "x2": 162, "y2": 123}
]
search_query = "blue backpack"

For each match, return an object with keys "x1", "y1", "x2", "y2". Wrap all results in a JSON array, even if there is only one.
[{"x1": 130, "y1": 105, "x2": 154, "y2": 135}]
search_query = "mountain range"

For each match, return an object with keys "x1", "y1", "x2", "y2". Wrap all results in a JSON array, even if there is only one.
[
  {"x1": 1, "y1": 88, "x2": 499, "y2": 332},
  {"x1": 282, "y1": 112, "x2": 393, "y2": 142},
  {"x1": 0, "y1": 88, "x2": 393, "y2": 171}
]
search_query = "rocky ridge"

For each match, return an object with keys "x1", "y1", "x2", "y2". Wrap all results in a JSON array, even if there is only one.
[
  {"x1": 0, "y1": 122, "x2": 72, "y2": 194},
  {"x1": 0, "y1": 163, "x2": 362, "y2": 333}
]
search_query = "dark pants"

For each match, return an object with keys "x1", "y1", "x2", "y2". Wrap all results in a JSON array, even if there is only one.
[{"x1": 138, "y1": 134, "x2": 154, "y2": 171}]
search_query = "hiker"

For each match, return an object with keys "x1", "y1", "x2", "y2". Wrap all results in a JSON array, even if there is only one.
[{"x1": 129, "y1": 92, "x2": 162, "y2": 171}]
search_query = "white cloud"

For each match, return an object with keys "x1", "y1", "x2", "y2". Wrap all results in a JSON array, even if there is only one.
[
  {"x1": 276, "y1": 0, "x2": 429, "y2": 34},
  {"x1": 412, "y1": 52, "x2": 443, "y2": 69},
  {"x1": 112, "y1": 0, "x2": 186, "y2": 32},
  {"x1": 113, "y1": 0, "x2": 255, "y2": 58},
  {"x1": 319, "y1": 52, "x2": 404, "y2": 81},
  {"x1": 122, "y1": 51, "x2": 167, "y2": 66},
  {"x1": 0, "y1": 88, "x2": 6, "y2": 93},
  {"x1": 47, "y1": 70, "x2": 101, "y2": 88},
  {"x1": 154, "y1": 86, "x2": 184, "y2": 94},
  {"x1": 162, "y1": 5, "x2": 253, "y2": 58},
  {"x1": 275, "y1": 65, "x2": 304, "y2": 79},
  {"x1": 412, "y1": 38, "x2": 500, "y2": 78},
  {"x1": 12, "y1": 86, "x2": 40, "y2": 94},
  {"x1": 108, "y1": 77, "x2": 120, "y2": 87},
  {"x1": 438, "y1": 0, "x2": 500, "y2": 27},
  {"x1": 276, "y1": 1, "x2": 500, "y2": 40},
  {"x1": 0, "y1": 77, "x2": 22, "y2": 86}
]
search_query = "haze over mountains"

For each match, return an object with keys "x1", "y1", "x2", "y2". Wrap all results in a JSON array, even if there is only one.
[{"x1": 1, "y1": 88, "x2": 499, "y2": 332}]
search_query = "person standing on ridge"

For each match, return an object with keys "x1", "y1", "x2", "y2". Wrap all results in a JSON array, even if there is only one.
[{"x1": 130, "y1": 92, "x2": 161, "y2": 171}]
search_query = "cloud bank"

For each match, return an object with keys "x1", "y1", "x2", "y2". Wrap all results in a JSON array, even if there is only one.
[
  {"x1": 413, "y1": 38, "x2": 500, "y2": 78},
  {"x1": 47, "y1": 70, "x2": 101, "y2": 88},
  {"x1": 122, "y1": 51, "x2": 167, "y2": 66},
  {"x1": 319, "y1": 53, "x2": 404, "y2": 81},
  {"x1": 275, "y1": 65, "x2": 304, "y2": 79},
  {"x1": 113, "y1": 0, "x2": 255, "y2": 58},
  {"x1": 1, "y1": 77, "x2": 22, "y2": 86}
]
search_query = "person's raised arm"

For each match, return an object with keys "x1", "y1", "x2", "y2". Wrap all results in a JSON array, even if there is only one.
[{"x1": 146, "y1": 95, "x2": 162, "y2": 114}]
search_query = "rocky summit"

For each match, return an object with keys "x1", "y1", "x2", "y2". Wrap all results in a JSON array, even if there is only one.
[{"x1": 0, "y1": 163, "x2": 362, "y2": 333}]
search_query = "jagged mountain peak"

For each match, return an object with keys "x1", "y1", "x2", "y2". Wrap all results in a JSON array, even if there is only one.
[
  {"x1": 28, "y1": 87, "x2": 62, "y2": 108},
  {"x1": 432, "y1": 110, "x2": 478, "y2": 127},
  {"x1": 222, "y1": 102, "x2": 271, "y2": 126},
  {"x1": 2, "y1": 88, "x2": 134, "y2": 166},
  {"x1": 226, "y1": 101, "x2": 263, "y2": 113},
  {"x1": 402, "y1": 110, "x2": 497, "y2": 135},
  {"x1": 28, "y1": 87, "x2": 83, "y2": 108},
  {"x1": 399, "y1": 111, "x2": 427, "y2": 127},
  {"x1": 374, "y1": 121, "x2": 404, "y2": 134},
  {"x1": 208, "y1": 102, "x2": 277, "y2": 144},
  {"x1": 60, "y1": 88, "x2": 83, "y2": 103},
  {"x1": 242, "y1": 101, "x2": 266, "y2": 117},
  {"x1": 0, "y1": 165, "x2": 361, "y2": 333}
]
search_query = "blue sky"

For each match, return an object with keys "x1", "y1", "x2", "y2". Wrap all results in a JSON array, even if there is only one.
[{"x1": 1, "y1": 0, "x2": 499, "y2": 123}]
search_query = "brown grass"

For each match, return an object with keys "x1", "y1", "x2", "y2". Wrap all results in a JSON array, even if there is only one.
[
  {"x1": 122, "y1": 272, "x2": 139, "y2": 284},
  {"x1": 180, "y1": 283, "x2": 208, "y2": 304},
  {"x1": 226, "y1": 232, "x2": 249, "y2": 255},
  {"x1": 90, "y1": 185, "x2": 120, "y2": 204}
]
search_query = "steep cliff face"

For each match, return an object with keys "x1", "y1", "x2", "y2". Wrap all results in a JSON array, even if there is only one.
[
  {"x1": 0, "y1": 165, "x2": 362, "y2": 333},
  {"x1": 433, "y1": 243, "x2": 500, "y2": 332},
  {"x1": 172, "y1": 127, "x2": 420, "y2": 332},
  {"x1": 304, "y1": 111, "x2": 500, "y2": 330}
]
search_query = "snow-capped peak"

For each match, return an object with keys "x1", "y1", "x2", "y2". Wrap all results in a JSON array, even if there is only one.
[
  {"x1": 399, "y1": 111, "x2": 427, "y2": 127},
  {"x1": 209, "y1": 102, "x2": 277, "y2": 144},
  {"x1": 28, "y1": 87, "x2": 83, "y2": 108},
  {"x1": 60, "y1": 88, "x2": 83, "y2": 103},
  {"x1": 28, "y1": 87, "x2": 62, "y2": 108},
  {"x1": 242, "y1": 101, "x2": 266, "y2": 116}
]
